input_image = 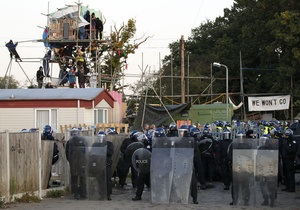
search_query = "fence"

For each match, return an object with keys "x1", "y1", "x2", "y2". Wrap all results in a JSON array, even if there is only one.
[
  {"x1": 0, "y1": 132, "x2": 54, "y2": 202},
  {"x1": 0, "y1": 130, "x2": 127, "y2": 203}
]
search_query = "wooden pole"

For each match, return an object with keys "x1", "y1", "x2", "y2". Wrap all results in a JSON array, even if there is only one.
[{"x1": 180, "y1": 35, "x2": 185, "y2": 104}]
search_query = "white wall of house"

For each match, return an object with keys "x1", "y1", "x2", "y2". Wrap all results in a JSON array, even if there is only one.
[
  {"x1": 58, "y1": 108, "x2": 85, "y2": 128},
  {"x1": 0, "y1": 99, "x2": 119, "y2": 132},
  {"x1": 0, "y1": 109, "x2": 35, "y2": 132}
]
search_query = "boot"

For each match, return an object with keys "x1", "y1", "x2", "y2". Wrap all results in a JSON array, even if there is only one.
[
  {"x1": 261, "y1": 195, "x2": 269, "y2": 206},
  {"x1": 132, "y1": 196, "x2": 141, "y2": 201},
  {"x1": 261, "y1": 199, "x2": 269, "y2": 206},
  {"x1": 270, "y1": 199, "x2": 275, "y2": 207}
]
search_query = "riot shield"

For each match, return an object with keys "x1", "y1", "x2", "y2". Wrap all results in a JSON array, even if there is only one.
[
  {"x1": 150, "y1": 137, "x2": 173, "y2": 204},
  {"x1": 86, "y1": 136, "x2": 107, "y2": 200},
  {"x1": 66, "y1": 135, "x2": 88, "y2": 200},
  {"x1": 132, "y1": 148, "x2": 151, "y2": 174},
  {"x1": 232, "y1": 138, "x2": 257, "y2": 206},
  {"x1": 255, "y1": 138, "x2": 278, "y2": 207},
  {"x1": 169, "y1": 137, "x2": 194, "y2": 204},
  {"x1": 198, "y1": 137, "x2": 213, "y2": 155},
  {"x1": 125, "y1": 142, "x2": 144, "y2": 160}
]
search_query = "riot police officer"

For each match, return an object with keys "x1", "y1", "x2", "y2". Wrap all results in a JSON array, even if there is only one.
[
  {"x1": 281, "y1": 129, "x2": 298, "y2": 192},
  {"x1": 167, "y1": 122, "x2": 178, "y2": 137},
  {"x1": 132, "y1": 133, "x2": 152, "y2": 201},
  {"x1": 178, "y1": 125, "x2": 198, "y2": 204},
  {"x1": 217, "y1": 129, "x2": 232, "y2": 190},
  {"x1": 41, "y1": 125, "x2": 59, "y2": 188},
  {"x1": 257, "y1": 135, "x2": 277, "y2": 207},
  {"x1": 119, "y1": 130, "x2": 140, "y2": 188},
  {"x1": 230, "y1": 132, "x2": 253, "y2": 206},
  {"x1": 190, "y1": 127, "x2": 207, "y2": 190},
  {"x1": 199, "y1": 128, "x2": 217, "y2": 183},
  {"x1": 66, "y1": 128, "x2": 87, "y2": 199},
  {"x1": 91, "y1": 131, "x2": 114, "y2": 200}
]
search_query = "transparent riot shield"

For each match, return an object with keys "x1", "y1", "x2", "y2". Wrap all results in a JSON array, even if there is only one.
[
  {"x1": 150, "y1": 137, "x2": 173, "y2": 204},
  {"x1": 66, "y1": 135, "x2": 88, "y2": 200},
  {"x1": 132, "y1": 148, "x2": 151, "y2": 174},
  {"x1": 169, "y1": 137, "x2": 194, "y2": 204},
  {"x1": 255, "y1": 138, "x2": 278, "y2": 207},
  {"x1": 232, "y1": 137, "x2": 258, "y2": 206},
  {"x1": 86, "y1": 135, "x2": 107, "y2": 200}
]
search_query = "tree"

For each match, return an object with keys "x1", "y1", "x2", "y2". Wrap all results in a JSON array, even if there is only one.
[
  {"x1": 0, "y1": 76, "x2": 19, "y2": 89},
  {"x1": 149, "y1": 0, "x2": 300, "y2": 119},
  {"x1": 98, "y1": 19, "x2": 151, "y2": 91}
]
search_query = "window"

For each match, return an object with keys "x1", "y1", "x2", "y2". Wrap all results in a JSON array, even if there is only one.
[
  {"x1": 36, "y1": 109, "x2": 57, "y2": 131},
  {"x1": 94, "y1": 109, "x2": 108, "y2": 124}
]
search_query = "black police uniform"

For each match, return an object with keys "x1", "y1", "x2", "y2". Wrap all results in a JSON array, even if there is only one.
[
  {"x1": 106, "y1": 141, "x2": 114, "y2": 199},
  {"x1": 216, "y1": 137, "x2": 232, "y2": 190},
  {"x1": 193, "y1": 137, "x2": 207, "y2": 190},
  {"x1": 132, "y1": 140, "x2": 151, "y2": 201},
  {"x1": 119, "y1": 137, "x2": 138, "y2": 187},
  {"x1": 66, "y1": 136, "x2": 87, "y2": 199},
  {"x1": 281, "y1": 136, "x2": 298, "y2": 192},
  {"x1": 199, "y1": 134, "x2": 216, "y2": 182}
]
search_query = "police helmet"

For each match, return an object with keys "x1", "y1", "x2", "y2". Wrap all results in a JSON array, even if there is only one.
[
  {"x1": 204, "y1": 123, "x2": 211, "y2": 129},
  {"x1": 190, "y1": 127, "x2": 200, "y2": 138},
  {"x1": 97, "y1": 130, "x2": 106, "y2": 142},
  {"x1": 188, "y1": 124, "x2": 196, "y2": 131},
  {"x1": 70, "y1": 127, "x2": 79, "y2": 136},
  {"x1": 202, "y1": 128, "x2": 210, "y2": 136},
  {"x1": 261, "y1": 120, "x2": 269, "y2": 126},
  {"x1": 98, "y1": 130, "x2": 106, "y2": 136},
  {"x1": 107, "y1": 127, "x2": 118, "y2": 135},
  {"x1": 275, "y1": 127, "x2": 283, "y2": 137},
  {"x1": 169, "y1": 122, "x2": 177, "y2": 131},
  {"x1": 284, "y1": 128, "x2": 293, "y2": 137},
  {"x1": 154, "y1": 127, "x2": 166, "y2": 137},
  {"x1": 29, "y1": 128, "x2": 37, "y2": 133},
  {"x1": 130, "y1": 130, "x2": 140, "y2": 139},
  {"x1": 43, "y1": 125, "x2": 52, "y2": 136},
  {"x1": 224, "y1": 121, "x2": 231, "y2": 127},
  {"x1": 21, "y1": 128, "x2": 28, "y2": 133},
  {"x1": 178, "y1": 125, "x2": 189, "y2": 137}
]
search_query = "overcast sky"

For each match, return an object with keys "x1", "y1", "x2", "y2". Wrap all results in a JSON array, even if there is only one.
[{"x1": 0, "y1": 0, "x2": 234, "y2": 93}]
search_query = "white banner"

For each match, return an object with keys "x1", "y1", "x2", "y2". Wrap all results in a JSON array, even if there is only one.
[{"x1": 248, "y1": 95, "x2": 290, "y2": 111}]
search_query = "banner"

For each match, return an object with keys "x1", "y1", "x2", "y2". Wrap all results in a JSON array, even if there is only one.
[{"x1": 248, "y1": 95, "x2": 290, "y2": 111}]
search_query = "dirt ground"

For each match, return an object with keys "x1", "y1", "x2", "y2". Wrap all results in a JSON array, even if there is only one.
[{"x1": 4, "y1": 177, "x2": 300, "y2": 210}]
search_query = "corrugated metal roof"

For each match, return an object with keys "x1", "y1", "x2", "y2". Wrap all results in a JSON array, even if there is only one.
[{"x1": 0, "y1": 88, "x2": 104, "y2": 100}]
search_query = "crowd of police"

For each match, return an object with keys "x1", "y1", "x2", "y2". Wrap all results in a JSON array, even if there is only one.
[{"x1": 41, "y1": 119, "x2": 300, "y2": 207}]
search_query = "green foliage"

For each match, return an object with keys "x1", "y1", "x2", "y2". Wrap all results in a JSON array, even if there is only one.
[
  {"x1": 46, "y1": 189, "x2": 66, "y2": 198},
  {"x1": 0, "y1": 76, "x2": 19, "y2": 89},
  {"x1": 9, "y1": 178, "x2": 17, "y2": 195},
  {"x1": 101, "y1": 18, "x2": 150, "y2": 91},
  {"x1": 0, "y1": 197, "x2": 3, "y2": 208},
  {"x1": 15, "y1": 193, "x2": 40, "y2": 203},
  {"x1": 149, "y1": 0, "x2": 300, "y2": 118}
]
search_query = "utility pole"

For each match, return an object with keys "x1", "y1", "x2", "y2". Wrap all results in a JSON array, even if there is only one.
[{"x1": 180, "y1": 35, "x2": 185, "y2": 104}]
